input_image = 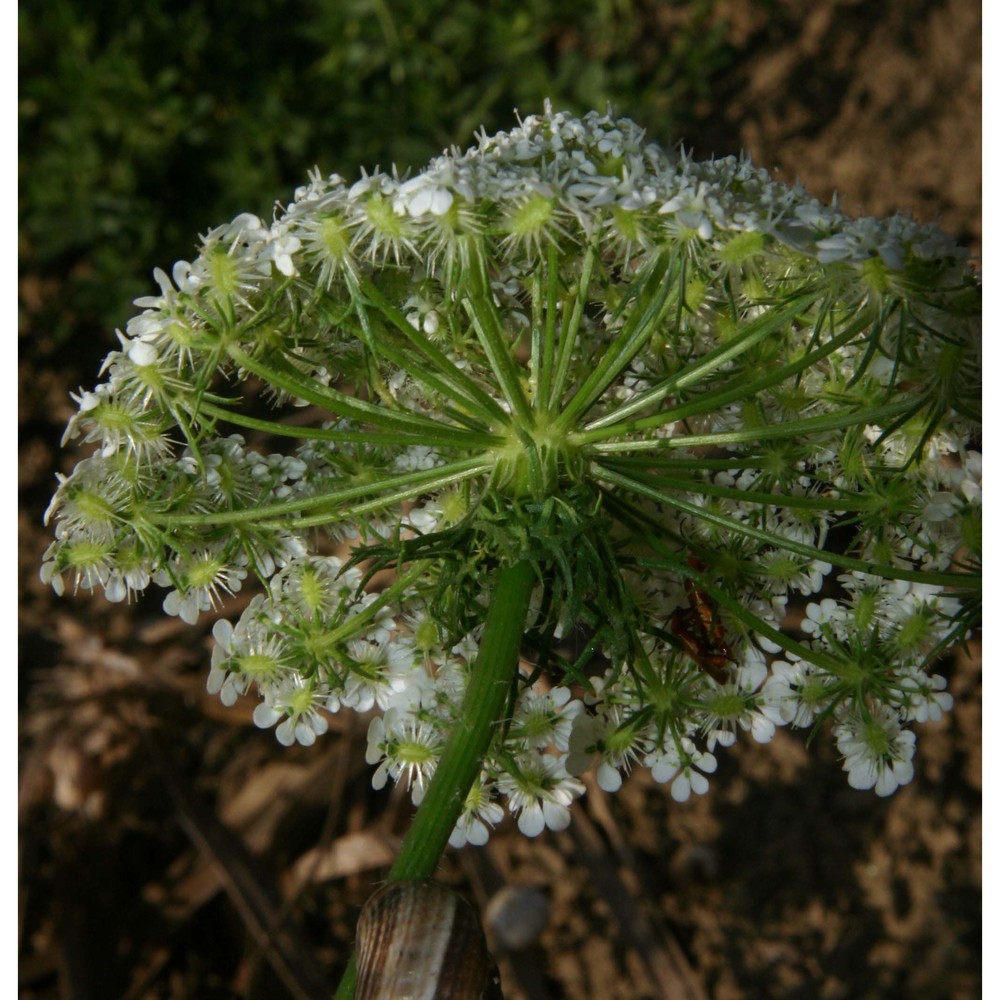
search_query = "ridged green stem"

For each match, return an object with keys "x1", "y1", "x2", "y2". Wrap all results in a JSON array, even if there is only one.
[{"x1": 332, "y1": 557, "x2": 535, "y2": 999}]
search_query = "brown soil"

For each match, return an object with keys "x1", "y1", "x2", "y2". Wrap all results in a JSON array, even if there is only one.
[{"x1": 19, "y1": 2, "x2": 980, "y2": 998}]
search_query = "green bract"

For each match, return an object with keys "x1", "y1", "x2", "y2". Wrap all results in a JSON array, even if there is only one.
[{"x1": 45, "y1": 107, "x2": 980, "y2": 823}]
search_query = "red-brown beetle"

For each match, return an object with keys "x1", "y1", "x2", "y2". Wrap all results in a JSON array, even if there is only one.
[{"x1": 670, "y1": 558, "x2": 734, "y2": 684}]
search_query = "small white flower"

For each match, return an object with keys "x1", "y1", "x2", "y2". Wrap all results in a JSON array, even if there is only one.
[
  {"x1": 834, "y1": 703, "x2": 916, "y2": 796},
  {"x1": 253, "y1": 675, "x2": 331, "y2": 747},
  {"x1": 701, "y1": 662, "x2": 776, "y2": 751},
  {"x1": 923, "y1": 491, "x2": 962, "y2": 522},
  {"x1": 565, "y1": 705, "x2": 652, "y2": 792},
  {"x1": 449, "y1": 778, "x2": 505, "y2": 848},
  {"x1": 39, "y1": 551, "x2": 66, "y2": 596},
  {"x1": 496, "y1": 753, "x2": 585, "y2": 837},
  {"x1": 760, "y1": 657, "x2": 834, "y2": 729},
  {"x1": 208, "y1": 607, "x2": 292, "y2": 706},
  {"x1": 126, "y1": 339, "x2": 159, "y2": 367},
  {"x1": 801, "y1": 598, "x2": 849, "y2": 639},
  {"x1": 508, "y1": 683, "x2": 582, "y2": 752},
  {"x1": 340, "y1": 638, "x2": 416, "y2": 712},
  {"x1": 959, "y1": 451, "x2": 982, "y2": 503},
  {"x1": 399, "y1": 176, "x2": 455, "y2": 218},
  {"x1": 365, "y1": 708, "x2": 444, "y2": 803},
  {"x1": 264, "y1": 231, "x2": 302, "y2": 277},
  {"x1": 644, "y1": 737, "x2": 718, "y2": 802},
  {"x1": 393, "y1": 445, "x2": 439, "y2": 472},
  {"x1": 891, "y1": 668, "x2": 954, "y2": 724}
]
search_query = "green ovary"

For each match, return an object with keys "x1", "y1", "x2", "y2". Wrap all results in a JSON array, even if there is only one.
[
  {"x1": 66, "y1": 538, "x2": 112, "y2": 570},
  {"x1": 286, "y1": 681, "x2": 316, "y2": 716},
  {"x1": 297, "y1": 568, "x2": 328, "y2": 615},
  {"x1": 237, "y1": 653, "x2": 282, "y2": 681},
  {"x1": 206, "y1": 248, "x2": 242, "y2": 296},
  {"x1": 365, "y1": 196, "x2": 407, "y2": 239},
  {"x1": 320, "y1": 215, "x2": 350, "y2": 258},
  {"x1": 861, "y1": 717, "x2": 891, "y2": 758},
  {"x1": 397, "y1": 741, "x2": 436, "y2": 768},
  {"x1": 509, "y1": 194, "x2": 554, "y2": 238},
  {"x1": 605, "y1": 725, "x2": 638, "y2": 757},
  {"x1": 188, "y1": 556, "x2": 226, "y2": 590},
  {"x1": 73, "y1": 488, "x2": 117, "y2": 526},
  {"x1": 710, "y1": 693, "x2": 746, "y2": 720}
]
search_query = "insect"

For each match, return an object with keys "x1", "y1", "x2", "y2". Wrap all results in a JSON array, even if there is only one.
[{"x1": 670, "y1": 558, "x2": 734, "y2": 684}]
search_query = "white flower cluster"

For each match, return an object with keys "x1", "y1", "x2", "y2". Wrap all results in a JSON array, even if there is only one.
[
  {"x1": 279, "y1": 102, "x2": 965, "y2": 277},
  {"x1": 44, "y1": 106, "x2": 980, "y2": 832},
  {"x1": 368, "y1": 677, "x2": 587, "y2": 844},
  {"x1": 206, "y1": 553, "x2": 587, "y2": 840}
]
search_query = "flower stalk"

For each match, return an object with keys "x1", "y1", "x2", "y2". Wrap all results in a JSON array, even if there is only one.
[{"x1": 333, "y1": 557, "x2": 534, "y2": 999}]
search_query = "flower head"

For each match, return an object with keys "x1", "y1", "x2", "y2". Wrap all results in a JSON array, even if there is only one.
[{"x1": 44, "y1": 107, "x2": 980, "y2": 826}]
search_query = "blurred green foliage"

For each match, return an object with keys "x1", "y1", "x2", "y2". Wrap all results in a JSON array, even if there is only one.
[{"x1": 20, "y1": 0, "x2": 731, "y2": 342}]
